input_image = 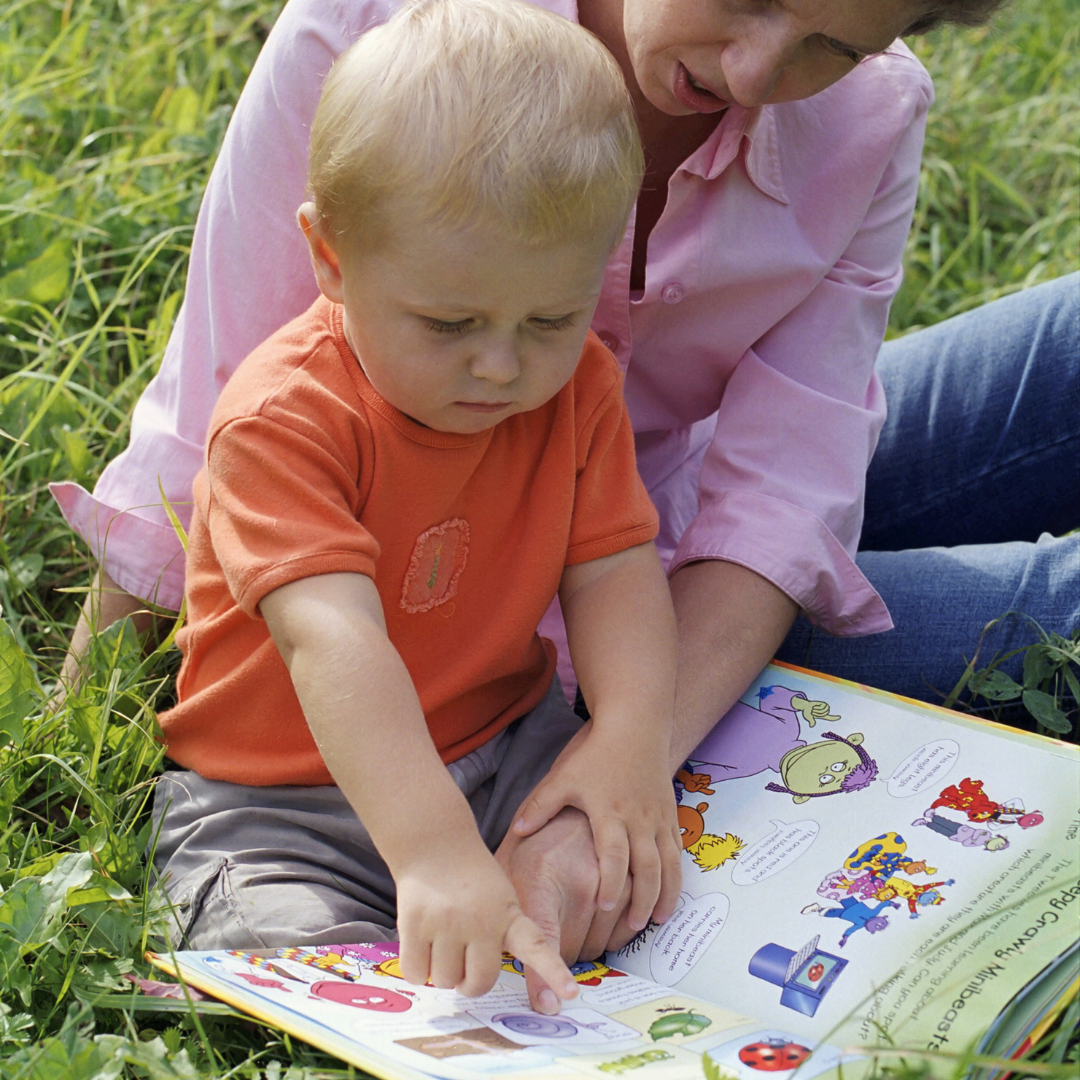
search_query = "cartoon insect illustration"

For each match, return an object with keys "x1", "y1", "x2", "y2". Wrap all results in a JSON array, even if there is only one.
[
  {"x1": 738, "y1": 1038, "x2": 813, "y2": 1072},
  {"x1": 647, "y1": 1009, "x2": 713, "y2": 1040}
]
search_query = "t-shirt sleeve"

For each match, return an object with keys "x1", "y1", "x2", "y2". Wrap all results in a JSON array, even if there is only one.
[
  {"x1": 566, "y1": 349, "x2": 659, "y2": 566},
  {"x1": 205, "y1": 412, "x2": 380, "y2": 617}
]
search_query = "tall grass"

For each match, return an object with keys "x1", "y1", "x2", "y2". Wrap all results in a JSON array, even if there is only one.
[{"x1": 0, "y1": 0, "x2": 1077, "y2": 1074}]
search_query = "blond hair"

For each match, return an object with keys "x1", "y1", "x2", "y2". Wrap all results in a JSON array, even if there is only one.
[
  {"x1": 308, "y1": 0, "x2": 642, "y2": 249},
  {"x1": 687, "y1": 833, "x2": 745, "y2": 871}
]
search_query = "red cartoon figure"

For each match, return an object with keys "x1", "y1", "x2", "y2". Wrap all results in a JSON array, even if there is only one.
[
  {"x1": 930, "y1": 778, "x2": 1042, "y2": 827},
  {"x1": 309, "y1": 980, "x2": 413, "y2": 1012}
]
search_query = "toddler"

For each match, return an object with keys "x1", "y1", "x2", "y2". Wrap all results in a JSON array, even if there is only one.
[{"x1": 153, "y1": 0, "x2": 680, "y2": 1002}]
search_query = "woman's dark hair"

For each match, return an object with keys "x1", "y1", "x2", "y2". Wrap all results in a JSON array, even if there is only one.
[{"x1": 905, "y1": 0, "x2": 1010, "y2": 35}]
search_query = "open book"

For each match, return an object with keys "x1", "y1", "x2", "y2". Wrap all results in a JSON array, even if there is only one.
[{"x1": 149, "y1": 662, "x2": 1080, "y2": 1080}]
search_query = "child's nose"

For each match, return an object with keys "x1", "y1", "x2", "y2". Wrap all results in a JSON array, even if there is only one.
[{"x1": 469, "y1": 341, "x2": 520, "y2": 385}]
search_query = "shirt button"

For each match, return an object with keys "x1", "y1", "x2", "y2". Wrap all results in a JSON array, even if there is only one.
[
  {"x1": 598, "y1": 332, "x2": 619, "y2": 351},
  {"x1": 662, "y1": 282, "x2": 685, "y2": 305}
]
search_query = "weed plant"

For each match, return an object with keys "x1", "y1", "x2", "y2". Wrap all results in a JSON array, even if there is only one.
[{"x1": 0, "y1": 0, "x2": 1077, "y2": 1075}]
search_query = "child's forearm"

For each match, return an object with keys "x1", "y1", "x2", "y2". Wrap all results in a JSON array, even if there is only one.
[
  {"x1": 559, "y1": 543, "x2": 677, "y2": 747},
  {"x1": 261, "y1": 573, "x2": 487, "y2": 871}
]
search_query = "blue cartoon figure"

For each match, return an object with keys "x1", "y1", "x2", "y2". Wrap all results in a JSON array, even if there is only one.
[{"x1": 801, "y1": 897, "x2": 899, "y2": 947}]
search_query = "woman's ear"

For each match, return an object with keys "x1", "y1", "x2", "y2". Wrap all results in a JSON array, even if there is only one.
[{"x1": 297, "y1": 202, "x2": 345, "y2": 303}]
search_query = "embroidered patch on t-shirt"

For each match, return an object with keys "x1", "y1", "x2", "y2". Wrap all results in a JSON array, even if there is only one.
[{"x1": 400, "y1": 518, "x2": 470, "y2": 614}]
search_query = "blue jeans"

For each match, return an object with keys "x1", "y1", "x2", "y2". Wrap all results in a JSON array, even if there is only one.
[{"x1": 776, "y1": 273, "x2": 1080, "y2": 707}]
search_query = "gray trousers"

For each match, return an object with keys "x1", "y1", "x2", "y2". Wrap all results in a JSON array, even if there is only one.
[{"x1": 151, "y1": 678, "x2": 582, "y2": 950}]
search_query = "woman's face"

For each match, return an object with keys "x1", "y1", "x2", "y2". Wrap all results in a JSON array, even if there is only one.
[{"x1": 618, "y1": 0, "x2": 929, "y2": 112}]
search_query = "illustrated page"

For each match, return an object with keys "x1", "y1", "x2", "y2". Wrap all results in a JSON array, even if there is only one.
[
  {"x1": 153, "y1": 943, "x2": 862, "y2": 1080},
  {"x1": 612, "y1": 664, "x2": 1080, "y2": 1057}
]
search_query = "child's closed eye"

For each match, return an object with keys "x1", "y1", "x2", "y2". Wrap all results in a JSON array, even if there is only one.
[
  {"x1": 424, "y1": 318, "x2": 475, "y2": 335},
  {"x1": 530, "y1": 314, "x2": 575, "y2": 331}
]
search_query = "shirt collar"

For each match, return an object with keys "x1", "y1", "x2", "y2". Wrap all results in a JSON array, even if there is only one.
[{"x1": 681, "y1": 104, "x2": 790, "y2": 205}]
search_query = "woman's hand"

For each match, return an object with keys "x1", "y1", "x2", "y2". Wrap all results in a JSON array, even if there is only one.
[{"x1": 510, "y1": 728, "x2": 682, "y2": 931}]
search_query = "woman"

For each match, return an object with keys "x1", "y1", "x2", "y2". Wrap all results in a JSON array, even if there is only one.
[{"x1": 52, "y1": 0, "x2": 1078, "y2": 1006}]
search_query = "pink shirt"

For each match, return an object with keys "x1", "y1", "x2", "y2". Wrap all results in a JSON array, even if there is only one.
[{"x1": 52, "y1": 0, "x2": 932, "y2": 663}]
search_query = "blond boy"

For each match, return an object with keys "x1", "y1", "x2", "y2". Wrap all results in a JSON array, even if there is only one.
[{"x1": 153, "y1": 0, "x2": 680, "y2": 1002}]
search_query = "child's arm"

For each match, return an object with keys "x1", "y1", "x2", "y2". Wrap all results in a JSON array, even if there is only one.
[
  {"x1": 260, "y1": 571, "x2": 578, "y2": 1002},
  {"x1": 512, "y1": 541, "x2": 682, "y2": 932}
]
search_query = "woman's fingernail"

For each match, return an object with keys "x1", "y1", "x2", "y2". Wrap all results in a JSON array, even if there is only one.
[
  {"x1": 514, "y1": 818, "x2": 526, "y2": 832},
  {"x1": 537, "y1": 988, "x2": 559, "y2": 1014}
]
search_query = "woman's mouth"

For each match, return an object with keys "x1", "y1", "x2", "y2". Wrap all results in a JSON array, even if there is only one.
[{"x1": 672, "y1": 63, "x2": 727, "y2": 113}]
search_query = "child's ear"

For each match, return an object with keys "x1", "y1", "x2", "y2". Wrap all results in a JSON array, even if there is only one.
[{"x1": 298, "y1": 202, "x2": 345, "y2": 304}]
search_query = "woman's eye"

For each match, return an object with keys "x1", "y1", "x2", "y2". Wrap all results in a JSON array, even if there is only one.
[
  {"x1": 819, "y1": 773, "x2": 836, "y2": 786},
  {"x1": 532, "y1": 314, "x2": 575, "y2": 331},
  {"x1": 820, "y1": 36, "x2": 863, "y2": 64},
  {"x1": 830, "y1": 761, "x2": 847, "y2": 772},
  {"x1": 425, "y1": 319, "x2": 473, "y2": 335}
]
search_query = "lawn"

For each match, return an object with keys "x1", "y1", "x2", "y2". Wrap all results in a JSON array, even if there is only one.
[{"x1": 0, "y1": 0, "x2": 1077, "y2": 1075}]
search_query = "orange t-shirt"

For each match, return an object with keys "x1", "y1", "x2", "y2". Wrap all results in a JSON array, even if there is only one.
[{"x1": 158, "y1": 298, "x2": 659, "y2": 785}]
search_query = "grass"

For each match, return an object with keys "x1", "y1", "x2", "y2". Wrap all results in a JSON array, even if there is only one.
[{"x1": 0, "y1": 0, "x2": 1077, "y2": 1074}]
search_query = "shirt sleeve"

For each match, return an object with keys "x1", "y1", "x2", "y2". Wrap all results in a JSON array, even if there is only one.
[
  {"x1": 566, "y1": 350, "x2": 660, "y2": 565},
  {"x1": 49, "y1": 0, "x2": 393, "y2": 609},
  {"x1": 205, "y1": 413, "x2": 380, "y2": 618},
  {"x1": 671, "y1": 57, "x2": 932, "y2": 636}
]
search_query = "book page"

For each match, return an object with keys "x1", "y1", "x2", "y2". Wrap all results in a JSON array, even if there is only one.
[
  {"x1": 612, "y1": 664, "x2": 1079, "y2": 1061},
  {"x1": 152, "y1": 943, "x2": 860, "y2": 1080}
]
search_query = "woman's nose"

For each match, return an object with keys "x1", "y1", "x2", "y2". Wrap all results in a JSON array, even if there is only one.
[{"x1": 720, "y1": 26, "x2": 791, "y2": 108}]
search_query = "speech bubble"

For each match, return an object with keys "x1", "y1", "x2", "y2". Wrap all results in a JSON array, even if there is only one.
[
  {"x1": 650, "y1": 892, "x2": 729, "y2": 986},
  {"x1": 731, "y1": 819, "x2": 819, "y2": 886},
  {"x1": 887, "y1": 739, "x2": 959, "y2": 798}
]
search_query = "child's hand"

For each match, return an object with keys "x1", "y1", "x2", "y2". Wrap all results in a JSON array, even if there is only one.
[
  {"x1": 394, "y1": 846, "x2": 580, "y2": 1002},
  {"x1": 511, "y1": 730, "x2": 682, "y2": 932}
]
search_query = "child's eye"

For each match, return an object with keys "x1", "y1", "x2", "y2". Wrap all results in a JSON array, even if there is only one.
[
  {"x1": 819, "y1": 36, "x2": 864, "y2": 64},
  {"x1": 424, "y1": 318, "x2": 474, "y2": 335},
  {"x1": 531, "y1": 314, "x2": 575, "y2": 331}
]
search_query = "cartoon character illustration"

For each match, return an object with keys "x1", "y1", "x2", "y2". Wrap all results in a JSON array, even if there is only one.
[
  {"x1": 647, "y1": 1009, "x2": 713, "y2": 1040},
  {"x1": 500, "y1": 955, "x2": 627, "y2": 985},
  {"x1": 673, "y1": 797, "x2": 747, "y2": 871},
  {"x1": 801, "y1": 898, "x2": 898, "y2": 947},
  {"x1": 316, "y1": 942, "x2": 399, "y2": 965},
  {"x1": 309, "y1": 980, "x2": 413, "y2": 1011},
  {"x1": 748, "y1": 936, "x2": 847, "y2": 1017},
  {"x1": 688, "y1": 686, "x2": 877, "y2": 803},
  {"x1": 738, "y1": 1038, "x2": 813, "y2": 1072},
  {"x1": 843, "y1": 832, "x2": 936, "y2": 879},
  {"x1": 911, "y1": 810, "x2": 1011, "y2": 850},
  {"x1": 876, "y1": 878, "x2": 956, "y2": 917},
  {"x1": 930, "y1": 778, "x2": 1043, "y2": 827}
]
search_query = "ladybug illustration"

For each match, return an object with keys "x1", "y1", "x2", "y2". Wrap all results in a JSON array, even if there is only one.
[{"x1": 739, "y1": 1038, "x2": 813, "y2": 1071}]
